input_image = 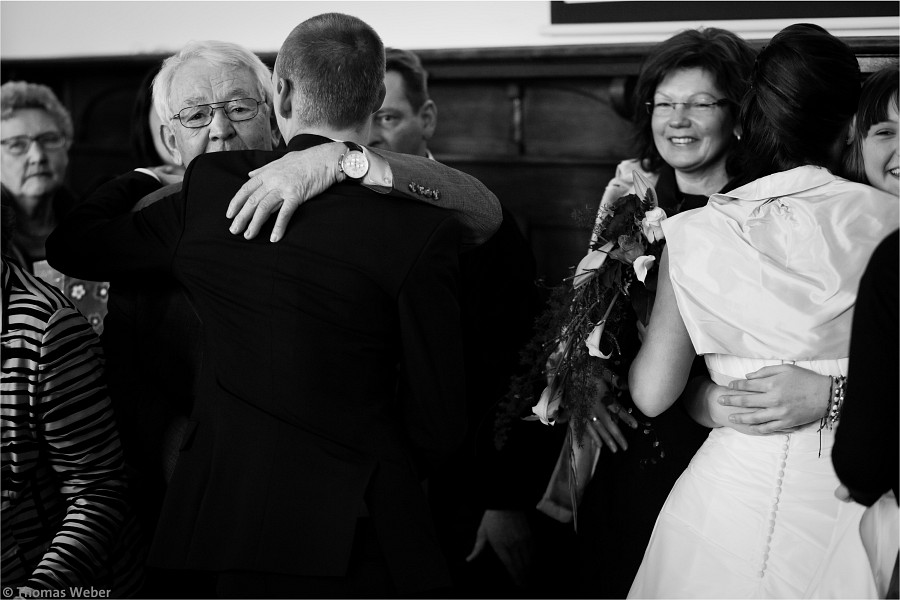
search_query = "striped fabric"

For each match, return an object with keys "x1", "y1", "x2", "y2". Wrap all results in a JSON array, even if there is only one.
[{"x1": 2, "y1": 257, "x2": 144, "y2": 595}]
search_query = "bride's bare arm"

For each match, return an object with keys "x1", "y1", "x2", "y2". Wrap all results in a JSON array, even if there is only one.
[
  {"x1": 628, "y1": 248, "x2": 696, "y2": 417},
  {"x1": 683, "y1": 376, "x2": 759, "y2": 433}
]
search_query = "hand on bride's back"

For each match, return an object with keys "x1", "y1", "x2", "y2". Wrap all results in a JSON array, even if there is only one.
[{"x1": 717, "y1": 364, "x2": 831, "y2": 434}]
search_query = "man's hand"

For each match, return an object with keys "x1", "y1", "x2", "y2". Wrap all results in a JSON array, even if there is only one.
[
  {"x1": 589, "y1": 400, "x2": 638, "y2": 453},
  {"x1": 466, "y1": 510, "x2": 535, "y2": 588},
  {"x1": 226, "y1": 143, "x2": 344, "y2": 242},
  {"x1": 717, "y1": 364, "x2": 831, "y2": 434}
]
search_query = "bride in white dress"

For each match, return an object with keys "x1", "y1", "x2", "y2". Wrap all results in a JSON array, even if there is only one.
[{"x1": 625, "y1": 24, "x2": 899, "y2": 599}]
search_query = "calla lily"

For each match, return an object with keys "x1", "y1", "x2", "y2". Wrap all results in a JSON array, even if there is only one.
[
  {"x1": 633, "y1": 255, "x2": 656, "y2": 283},
  {"x1": 632, "y1": 170, "x2": 658, "y2": 209},
  {"x1": 527, "y1": 384, "x2": 561, "y2": 425},
  {"x1": 585, "y1": 321, "x2": 613, "y2": 359},
  {"x1": 573, "y1": 242, "x2": 614, "y2": 288}
]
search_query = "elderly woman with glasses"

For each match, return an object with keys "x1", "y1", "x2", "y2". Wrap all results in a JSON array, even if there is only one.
[{"x1": 0, "y1": 81, "x2": 75, "y2": 272}]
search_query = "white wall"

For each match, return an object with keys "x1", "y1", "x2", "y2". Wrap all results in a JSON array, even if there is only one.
[{"x1": 1, "y1": 0, "x2": 897, "y2": 59}]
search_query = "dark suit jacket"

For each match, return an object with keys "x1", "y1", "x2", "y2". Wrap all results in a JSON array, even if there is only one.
[
  {"x1": 86, "y1": 173, "x2": 202, "y2": 540},
  {"x1": 426, "y1": 206, "x2": 542, "y2": 582},
  {"x1": 47, "y1": 134, "x2": 467, "y2": 592}
]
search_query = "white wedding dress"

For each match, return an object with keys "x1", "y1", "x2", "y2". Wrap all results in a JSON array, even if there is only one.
[
  {"x1": 628, "y1": 356, "x2": 875, "y2": 598},
  {"x1": 627, "y1": 167, "x2": 897, "y2": 599}
]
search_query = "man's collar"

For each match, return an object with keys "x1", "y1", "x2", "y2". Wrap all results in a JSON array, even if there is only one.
[{"x1": 285, "y1": 134, "x2": 335, "y2": 152}]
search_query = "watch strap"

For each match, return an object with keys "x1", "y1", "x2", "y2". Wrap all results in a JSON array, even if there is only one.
[{"x1": 343, "y1": 141, "x2": 364, "y2": 153}]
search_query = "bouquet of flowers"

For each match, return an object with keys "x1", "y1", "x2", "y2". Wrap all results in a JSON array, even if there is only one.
[
  {"x1": 494, "y1": 171, "x2": 669, "y2": 525},
  {"x1": 497, "y1": 171, "x2": 668, "y2": 448}
]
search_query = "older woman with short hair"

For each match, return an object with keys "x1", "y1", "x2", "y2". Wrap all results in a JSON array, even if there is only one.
[{"x1": 0, "y1": 81, "x2": 75, "y2": 271}]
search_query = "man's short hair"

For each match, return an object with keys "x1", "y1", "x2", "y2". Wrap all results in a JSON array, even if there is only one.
[
  {"x1": 275, "y1": 13, "x2": 385, "y2": 130},
  {"x1": 152, "y1": 40, "x2": 273, "y2": 125},
  {"x1": 385, "y1": 48, "x2": 430, "y2": 111},
  {"x1": 0, "y1": 81, "x2": 74, "y2": 142}
]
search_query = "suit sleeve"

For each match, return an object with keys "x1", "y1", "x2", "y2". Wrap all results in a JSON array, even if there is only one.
[
  {"x1": 370, "y1": 146, "x2": 502, "y2": 248},
  {"x1": 396, "y1": 214, "x2": 467, "y2": 469},
  {"x1": 46, "y1": 170, "x2": 187, "y2": 282}
]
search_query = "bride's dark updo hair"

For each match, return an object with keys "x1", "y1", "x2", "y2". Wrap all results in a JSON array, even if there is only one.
[{"x1": 739, "y1": 23, "x2": 860, "y2": 180}]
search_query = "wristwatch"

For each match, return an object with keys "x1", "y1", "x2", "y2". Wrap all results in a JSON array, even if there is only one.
[{"x1": 338, "y1": 141, "x2": 369, "y2": 182}]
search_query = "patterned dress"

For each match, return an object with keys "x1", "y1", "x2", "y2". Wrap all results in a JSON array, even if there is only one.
[{"x1": 1, "y1": 256, "x2": 144, "y2": 595}]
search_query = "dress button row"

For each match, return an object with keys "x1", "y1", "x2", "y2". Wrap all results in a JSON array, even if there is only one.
[{"x1": 761, "y1": 436, "x2": 791, "y2": 579}]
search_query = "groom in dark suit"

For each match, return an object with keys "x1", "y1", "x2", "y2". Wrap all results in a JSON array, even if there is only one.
[{"x1": 47, "y1": 13, "x2": 466, "y2": 597}]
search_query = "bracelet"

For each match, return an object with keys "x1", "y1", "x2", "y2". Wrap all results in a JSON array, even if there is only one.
[{"x1": 819, "y1": 375, "x2": 846, "y2": 432}]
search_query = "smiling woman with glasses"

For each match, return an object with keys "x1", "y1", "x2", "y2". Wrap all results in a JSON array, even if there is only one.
[
  {"x1": 565, "y1": 27, "x2": 757, "y2": 599},
  {"x1": 0, "y1": 80, "x2": 76, "y2": 272}
]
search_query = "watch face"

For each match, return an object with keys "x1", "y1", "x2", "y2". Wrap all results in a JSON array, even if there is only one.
[{"x1": 341, "y1": 150, "x2": 369, "y2": 179}]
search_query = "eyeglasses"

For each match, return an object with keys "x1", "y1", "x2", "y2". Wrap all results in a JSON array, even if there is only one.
[
  {"x1": 645, "y1": 99, "x2": 731, "y2": 116},
  {"x1": 0, "y1": 132, "x2": 67, "y2": 155},
  {"x1": 172, "y1": 98, "x2": 263, "y2": 129}
]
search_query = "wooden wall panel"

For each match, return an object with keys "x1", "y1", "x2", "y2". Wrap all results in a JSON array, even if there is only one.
[
  {"x1": 70, "y1": 79, "x2": 145, "y2": 192},
  {"x1": 428, "y1": 83, "x2": 519, "y2": 156},
  {"x1": 438, "y1": 161, "x2": 616, "y2": 284},
  {"x1": 522, "y1": 80, "x2": 634, "y2": 158}
]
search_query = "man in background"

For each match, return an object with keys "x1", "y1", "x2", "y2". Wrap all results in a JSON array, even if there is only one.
[{"x1": 369, "y1": 48, "x2": 438, "y2": 159}]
